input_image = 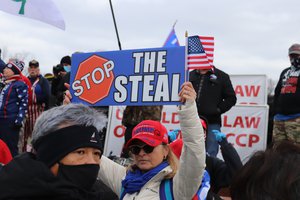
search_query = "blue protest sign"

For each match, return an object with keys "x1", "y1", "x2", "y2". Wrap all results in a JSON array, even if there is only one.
[{"x1": 70, "y1": 46, "x2": 185, "y2": 106}]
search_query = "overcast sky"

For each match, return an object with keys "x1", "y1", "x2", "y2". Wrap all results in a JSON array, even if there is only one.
[{"x1": 0, "y1": 0, "x2": 299, "y2": 81}]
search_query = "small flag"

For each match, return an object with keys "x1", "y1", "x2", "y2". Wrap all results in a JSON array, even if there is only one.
[
  {"x1": 0, "y1": 0, "x2": 65, "y2": 30},
  {"x1": 163, "y1": 28, "x2": 180, "y2": 47},
  {"x1": 186, "y1": 35, "x2": 214, "y2": 70}
]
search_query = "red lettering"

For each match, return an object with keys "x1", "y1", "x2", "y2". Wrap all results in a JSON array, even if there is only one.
[
  {"x1": 114, "y1": 125, "x2": 125, "y2": 138},
  {"x1": 233, "y1": 116, "x2": 244, "y2": 128},
  {"x1": 245, "y1": 117, "x2": 260, "y2": 128},
  {"x1": 234, "y1": 85, "x2": 244, "y2": 96},
  {"x1": 162, "y1": 112, "x2": 179, "y2": 124},
  {"x1": 248, "y1": 134, "x2": 259, "y2": 147},
  {"x1": 226, "y1": 133, "x2": 260, "y2": 147},
  {"x1": 249, "y1": 102, "x2": 258, "y2": 105},
  {"x1": 224, "y1": 116, "x2": 260, "y2": 128},
  {"x1": 116, "y1": 108, "x2": 123, "y2": 120},
  {"x1": 235, "y1": 85, "x2": 260, "y2": 97},
  {"x1": 236, "y1": 134, "x2": 247, "y2": 147},
  {"x1": 171, "y1": 113, "x2": 179, "y2": 124},
  {"x1": 239, "y1": 102, "x2": 258, "y2": 105},
  {"x1": 245, "y1": 85, "x2": 260, "y2": 97},
  {"x1": 223, "y1": 115, "x2": 232, "y2": 128},
  {"x1": 161, "y1": 112, "x2": 170, "y2": 123},
  {"x1": 226, "y1": 133, "x2": 235, "y2": 145}
]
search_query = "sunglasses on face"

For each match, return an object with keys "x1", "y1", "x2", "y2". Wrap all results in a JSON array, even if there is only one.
[
  {"x1": 129, "y1": 144, "x2": 155, "y2": 155},
  {"x1": 6, "y1": 63, "x2": 13, "y2": 69}
]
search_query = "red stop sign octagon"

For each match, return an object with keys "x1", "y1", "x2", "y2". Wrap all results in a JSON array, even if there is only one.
[{"x1": 73, "y1": 55, "x2": 114, "y2": 104}]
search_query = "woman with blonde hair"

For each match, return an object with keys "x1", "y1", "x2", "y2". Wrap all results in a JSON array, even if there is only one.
[{"x1": 98, "y1": 82, "x2": 206, "y2": 199}]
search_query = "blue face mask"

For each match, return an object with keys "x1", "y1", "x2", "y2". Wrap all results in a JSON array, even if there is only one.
[{"x1": 63, "y1": 65, "x2": 71, "y2": 73}]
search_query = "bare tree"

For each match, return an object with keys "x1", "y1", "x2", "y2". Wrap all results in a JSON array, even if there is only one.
[{"x1": 267, "y1": 78, "x2": 276, "y2": 96}]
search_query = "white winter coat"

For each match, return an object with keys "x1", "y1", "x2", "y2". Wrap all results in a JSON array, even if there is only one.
[{"x1": 98, "y1": 101, "x2": 206, "y2": 200}]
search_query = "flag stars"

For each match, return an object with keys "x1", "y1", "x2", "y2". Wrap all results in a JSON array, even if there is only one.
[{"x1": 188, "y1": 37, "x2": 205, "y2": 54}]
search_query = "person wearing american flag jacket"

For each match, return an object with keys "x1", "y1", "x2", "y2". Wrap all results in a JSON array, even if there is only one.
[
  {"x1": 22, "y1": 59, "x2": 50, "y2": 152},
  {"x1": 0, "y1": 59, "x2": 28, "y2": 157}
]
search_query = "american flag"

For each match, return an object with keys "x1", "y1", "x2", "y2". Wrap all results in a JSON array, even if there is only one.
[{"x1": 186, "y1": 35, "x2": 214, "y2": 70}]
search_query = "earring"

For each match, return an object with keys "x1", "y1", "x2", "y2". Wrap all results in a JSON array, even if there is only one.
[{"x1": 163, "y1": 155, "x2": 167, "y2": 160}]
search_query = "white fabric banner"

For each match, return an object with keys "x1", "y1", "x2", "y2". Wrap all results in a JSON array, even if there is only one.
[
  {"x1": 220, "y1": 105, "x2": 268, "y2": 163},
  {"x1": 230, "y1": 74, "x2": 267, "y2": 105},
  {"x1": 0, "y1": 0, "x2": 65, "y2": 29},
  {"x1": 104, "y1": 104, "x2": 268, "y2": 163}
]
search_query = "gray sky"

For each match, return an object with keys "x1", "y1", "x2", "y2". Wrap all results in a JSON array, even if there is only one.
[{"x1": 0, "y1": 0, "x2": 299, "y2": 81}]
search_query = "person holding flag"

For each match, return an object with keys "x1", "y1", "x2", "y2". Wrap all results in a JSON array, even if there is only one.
[{"x1": 187, "y1": 35, "x2": 237, "y2": 157}]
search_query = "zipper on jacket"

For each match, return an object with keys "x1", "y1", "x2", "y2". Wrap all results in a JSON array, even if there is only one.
[{"x1": 196, "y1": 76, "x2": 204, "y2": 103}]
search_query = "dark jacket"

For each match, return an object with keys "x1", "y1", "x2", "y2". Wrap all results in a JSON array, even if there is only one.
[
  {"x1": 55, "y1": 72, "x2": 70, "y2": 106},
  {"x1": 0, "y1": 58, "x2": 5, "y2": 73},
  {"x1": 28, "y1": 75, "x2": 50, "y2": 110},
  {"x1": 0, "y1": 153, "x2": 118, "y2": 200},
  {"x1": 273, "y1": 66, "x2": 300, "y2": 115},
  {"x1": 189, "y1": 68, "x2": 237, "y2": 125},
  {"x1": 206, "y1": 139, "x2": 243, "y2": 193},
  {"x1": 0, "y1": 78, "x2": 28, "y2": 125}
]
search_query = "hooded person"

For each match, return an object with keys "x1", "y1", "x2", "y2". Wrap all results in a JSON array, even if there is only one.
[
  {"x1": 0, "y1": 103, "x2": 118, "y2": 200},
  {"x1": 56, "y1": 55, "x2": 71, "y2": 105},
  {"x1": 0, "y1": 59, "x2": 28, "y2": 157}
]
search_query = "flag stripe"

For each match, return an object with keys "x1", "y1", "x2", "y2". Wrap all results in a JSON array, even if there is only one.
[{"x1": 186, "y1": 35, "x2": 214, "y2": 70}]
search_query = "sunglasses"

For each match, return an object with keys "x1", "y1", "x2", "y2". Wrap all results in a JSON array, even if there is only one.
[
  {"x1": 129, "y1": 145, "x2": 155, "y2": 155},
  {"x1": 6, "y1": 63, "x2": 13, "y2": 69}
]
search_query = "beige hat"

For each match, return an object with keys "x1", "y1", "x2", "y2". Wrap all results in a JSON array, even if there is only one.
[{"x1": 288, "y1": 44, "x2": 300, "y2": 55}]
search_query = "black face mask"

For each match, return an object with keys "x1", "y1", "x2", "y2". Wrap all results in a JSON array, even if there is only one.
[
  {"x1": 57, "y1": 163, "x2": 100, "y2": 191},
  {"x1": 291, "y1": 57, "x2": 300, "y2": 68}
]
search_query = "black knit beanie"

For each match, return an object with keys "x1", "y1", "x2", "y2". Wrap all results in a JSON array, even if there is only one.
[{"x1": 33, "y1": 125, "x2": 103, "y2": 167}]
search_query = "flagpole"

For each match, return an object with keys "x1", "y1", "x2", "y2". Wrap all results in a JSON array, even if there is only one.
[
  {"x1": 185, "y1": 31, "x2": 188, "y2": 82},
  {"x1": 109, "y1": 0, "x2": 122, "y2": 50},
  {"x1": 172, "y1": 20, "x2": 178, "y2": 29}
]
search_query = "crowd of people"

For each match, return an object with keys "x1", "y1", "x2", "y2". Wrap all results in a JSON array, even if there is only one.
[
  {"x1": 0, "y1": 55, "x2": 72, "y2": 156},
  {"x1": 0, "y1": 43, "x2": 299, "y2": 199}
]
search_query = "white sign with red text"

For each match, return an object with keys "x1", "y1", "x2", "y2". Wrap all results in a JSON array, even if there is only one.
[
  {"x1": 230, "y1": 75, "x2": 267, "y2": 105},
  {"x1": 104, "y1": 105, "x2": 181, "y2": 156},
  {"x1": 220, "y1": 105, "x2": 269, "y2": 163},
  {"x1": 104, "y1": 104, "x2": 268, "y2": 163}
]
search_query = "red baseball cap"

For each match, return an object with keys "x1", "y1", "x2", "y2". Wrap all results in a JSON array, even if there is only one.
[{"x1": 126, "y1": 120, "x2": 169, "y2": 148}]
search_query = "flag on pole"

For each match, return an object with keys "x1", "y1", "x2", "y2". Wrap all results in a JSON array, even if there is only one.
[
  {"x1": 163, "y1": 28, "x2": 180, "y2": 47},
  {"x1": 186, "y1": 35, "x2": 214, "y2": 70},
  {"x1": 0, "y1": 0, "x2": 65, "y2": 30}
]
